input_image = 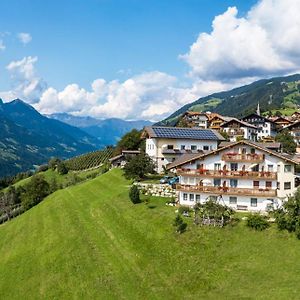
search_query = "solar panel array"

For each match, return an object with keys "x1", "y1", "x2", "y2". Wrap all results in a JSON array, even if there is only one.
[{"x1": 152, "y1": 127, "x2": 219, "y2": 140}]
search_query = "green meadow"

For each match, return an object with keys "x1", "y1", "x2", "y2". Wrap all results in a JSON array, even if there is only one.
[{"x1": 1, "y1": 169, "x2": 300, "y2": 299}]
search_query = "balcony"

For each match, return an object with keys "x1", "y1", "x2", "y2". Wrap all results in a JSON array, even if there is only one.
[
  {"x1": 222, "y1": 153, "x2": 265, "y2": 163},
  {"x1": 176, "y1": 184, "x2": 277, "y2": 197},
  {"x1": 177, "y1": 168, "x2": 277, "y2": 180}
]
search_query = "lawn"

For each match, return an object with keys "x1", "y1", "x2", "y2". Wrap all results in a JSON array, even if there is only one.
[{"x1": 1, "y1": 169, "x2": 300, "y2": 299}]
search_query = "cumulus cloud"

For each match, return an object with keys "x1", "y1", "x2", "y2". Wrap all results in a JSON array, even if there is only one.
[
  {"x1": 6, "y1": 56, "x2": 47, "y2": 103},
  {"x1": 17, "y1": 32, "x2": 32, "y2": 45},
  {"x1": 181, "y1": 0, "x2": 300, "y2": 80}
]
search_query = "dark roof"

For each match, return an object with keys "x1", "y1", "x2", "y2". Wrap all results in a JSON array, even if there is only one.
[
  {"x1": 219, "y1": 141, "x2": 281, "y2": 150},
  {"x1": 143, "y1": 126, "x2": 225, "y2": 141},
  {"x1": 220, "y1": 118, "x2": 257, "y2": 129},
  {"x1": 166, "y1": 140, "x2": 298, "y2": 170}
]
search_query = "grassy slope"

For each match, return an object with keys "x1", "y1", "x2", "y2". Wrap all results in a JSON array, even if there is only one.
[{"x1": 1, "y1": 169, "x2": 300, "y2": 299}]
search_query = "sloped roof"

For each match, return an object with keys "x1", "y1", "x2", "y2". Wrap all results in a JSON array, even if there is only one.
[
  {"x1": 220, "y1": 118, "x2": 257, "y2": 129},
  {"x1": 143, "y1": 126, "x2": 225, "y2": 141},
  {"x1": 166, "y1": 140, "x2": 298, "y2": 170},
  {"x1": 282, "y1": 120, "x2": 300, "y2": 130}
]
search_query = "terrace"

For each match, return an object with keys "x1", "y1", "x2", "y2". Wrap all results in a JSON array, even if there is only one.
[
  {"x1": 222, "y1": 152, "x2": 265, "y2": 163},
  {"x1": 176, "y1": 184, "x2": 277, "y2": 197}
]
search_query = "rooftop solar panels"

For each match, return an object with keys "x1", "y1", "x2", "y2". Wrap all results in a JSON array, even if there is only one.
[{"x1": 151, "y1": 126, "x2": 222, "y2": 140}]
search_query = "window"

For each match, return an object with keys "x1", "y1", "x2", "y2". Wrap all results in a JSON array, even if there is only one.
[
  {"x1": 167, "y1": 145, "x2": 174, "y2": 150},
  {"x1": 267, "y1": 165, "x2": 274, "y2": 172},
  {"x1": 253, "y1": 181, "x2": 259, "y2": 188},
  {"x1": 189, "y1": 194, "x2": 194, "y2": 202},
  {"x1": 284, "y1": 182, "x2": 291, "y2": 190},
  {"x1": 284, "y1": 165, "x2": 292, "y2": 172},
  {"x1": 277, "y1": 165, "x2": 281, "y2": 172},
  {"x1": 196, "y1": 195, "x2": 201, "y2": 202},
  {"x1": 266, "y1": 181, "x2": 272, "y2": 188},
  {"x1": 161, "y1": 158, "x2": 164, "y2": 161},
  {"x1": 214, "y1": 163, "x2": 221, "y2": 171},
  {"x1": 210, "y1": 196, "x2": 217, "y2": 201},
  {"x1": 252, "y1": 164, "x2": 259, "y2": 172},
  {"x1": 214, "y1": 179, "x2": 221, "y2": 186},
  {"x1": 229, "y1": 196, "x2": 237, "y2": 204},
  {"x1": 251, "y1": 198, "x2": 257, "y2": 207},
  {"x1": 203, "y1": 145, "x2": 209, "y2": 151},
  {"x1": 191, "y1": 145, "x2": 197, "y2": 150},
  {"x1": 181, "y1": 145, "x2": 185, "y2": 150},
  {"x1": 230, "y1": 179, "x2": 238, "y2": 187},
  {"x1": 277, "y1": 182, "x2": 280, "y2": 189},
  {"x1": 230, "y1": 163, "x2": 238, "y2": 171},
  {"x1": 183, "y1": 193, "x2": 188, "y2": 201}
]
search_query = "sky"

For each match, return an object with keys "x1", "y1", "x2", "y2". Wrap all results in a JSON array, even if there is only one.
[{"x1": 0, "y1": 0, "x2": 300, "y2": 121}]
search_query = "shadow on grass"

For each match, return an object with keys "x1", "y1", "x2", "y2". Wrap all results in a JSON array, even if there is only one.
[{"x1": 148, "y1": 205, "x2": 157, "y2": 209}]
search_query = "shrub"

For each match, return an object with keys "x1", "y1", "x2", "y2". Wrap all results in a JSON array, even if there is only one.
[
  {"x1": 57, "y1": 162, "x2": 69, "y2": 175},
  {"x1": 37, "y1": 164, "x2": 49, "y2": 173},
  {"x1": 246, "y1": 214, "x2": 270, "y2": 231},
  {"x1": 124, "y1": 154, "x2": 155, "y2": 180},
  {"x1": 178, "y1": 206, "x2": 191, "y2": 215},
  {"x1": 173, "y1": 214, "x2": 187, "y2": 234},
  {"x1": 129, "y1": 185, "x2": 141, "y2": 204}
]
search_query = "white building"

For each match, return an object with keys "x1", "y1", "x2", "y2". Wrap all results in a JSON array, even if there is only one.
[
  {"x1": 242, "y1": 113, "x2": 277, "y2": 140},
  {"x1": 220, "y1": 118, "x2": 257, "y2": 142},
  {"x1": 167, "y1": 140, "x2": 299, "y2": 212},
  {"x1": 143, "y1": 126, "x2": 225, "y2": 173}
]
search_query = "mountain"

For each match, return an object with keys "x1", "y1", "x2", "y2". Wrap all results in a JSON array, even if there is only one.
[
  {"x1": 48, "y1": 113, "x2": 152, "y2": 147},
  {"x1": 159, "y1": 74, "x2": 300, "y2": 126},
  {"x1": 0, "y1": 99, "x2": 101, "y2": 177}
]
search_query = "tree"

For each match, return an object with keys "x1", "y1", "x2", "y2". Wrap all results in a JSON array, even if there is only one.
[
  {"x1": 275, "y1": 111, "x2": 282, "y2": 117},
  {"x1": 173, "y1": 214, "x2": 187, "y2": 233},
  {"x1": 48, "y1": 157, "x2": 61, "y2": 170},
  {"x1": 115, "y1": 129, "x2": 143, "y2": 154},
  {"x1": 21, "y1": 175, "x2": 50, "y2": 210},
  {"x1": 57, "y1": 161, "x2": 68, "y2": 175},
  {"x1": 275, "y1": 129, "x2": 297, "y2": 154},
  {"x1": 0, "y1": 191, "x2": 14, "y2": 221},
  {"x1": 124, "y1": 153, "x2": 155, "y2": 180},
  {"x1": 274, "y1": 189, "x2": 300, "y2": 239},
  {"x1": 129, "y1": 185, "x2": 141, "y2": 204}
]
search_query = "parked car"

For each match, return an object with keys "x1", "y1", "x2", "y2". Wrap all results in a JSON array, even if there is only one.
[
  {"x1": 168, "y1": 176, "x2": 179, "y2": 185},
  {"x1": 160, "y1": 176, "x2": 173, "y2": 184}
]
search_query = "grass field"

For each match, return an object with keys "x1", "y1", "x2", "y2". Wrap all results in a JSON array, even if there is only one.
[{"x1": 1, "y1": 169, "x2": 300, "y2": 299}]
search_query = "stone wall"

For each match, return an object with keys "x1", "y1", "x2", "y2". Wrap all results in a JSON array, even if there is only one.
[{"x1": 134, "y1": 182, "x2": 178, "y2": 198}]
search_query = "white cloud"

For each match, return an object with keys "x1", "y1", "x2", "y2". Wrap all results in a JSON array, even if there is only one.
[
  {"x1": 17, "y1": 32, "x2": 32, "y2": 45},
  {"x1": 6, "y1": 56, "x2": 47, "y2": 103},
  {"x1": 181, "y1": 0, "x2": 300, "y2": 80},
  {"x1": 0, "y1": 40, "x2": 5, "y2": 51}
]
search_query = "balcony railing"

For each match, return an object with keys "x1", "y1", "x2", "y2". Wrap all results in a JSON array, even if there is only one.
[
  {"x1": 222, "y1": 153, "x2": 265, "y2": 162},
  {"x1": 176, "y1": 184, "x2": 277, "y2": 197},
  {"x1": 177, "y1": 168, "x2": 277, "y2": 180}
]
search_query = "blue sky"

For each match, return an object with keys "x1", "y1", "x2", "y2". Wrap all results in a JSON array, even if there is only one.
[{"x1": 0, "y1": 0, "x2": 299, "y2": 120}]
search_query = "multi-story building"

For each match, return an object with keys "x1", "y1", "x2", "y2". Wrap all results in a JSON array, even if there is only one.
[
  {"x1": 167, "y1": 140, "x2": 299, "y2": 212},
  {"x1": 220, "y1": 118, "x2": 257, "y2": 142},
  {"x1": 283, "y1": 121, "x2": 300, "y2": 147},
  {"x1": 180, "y1": 111, "x2": 209, "y2": 129},
  {"x1": 241, "y1": 113, "x2": 277, "y2": 140},
  {"x1": 207, "y1": 114, "x2": 233, "y2": 131},
  {"x1": 143, "y1": 126, "x2": 225, "y2": 173}
]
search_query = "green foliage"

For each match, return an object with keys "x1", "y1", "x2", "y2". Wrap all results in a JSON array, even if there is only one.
[
  {"x1": 37, "y1": 164, "x2": 49, "y2": 173},
  {"x1": 246, "y1": 214, "x2": 270, "y2": 231},
  {"x1": 124, "y1": 153, "x2": 155, "y2": 180},
  {"x1": 275, "y1": 129, "x2": 297, "y2": 154},
  {"x1": 48, "y1": 157, "x2": 61, "y2": 170},
  {"x1": 57, "y1": 161, "x2": 69, "y2": 175},
  {"x1": 65, "y1": 147, "x2": 114, "y2": 171},
  {"x1": 115, "y1": 129, "x2": 143, "y2": 154},
  {"x1": 173, "y1": 214, "x2": 187, "y2": 233},
  {"x1": 129, "y1": 185, "x2": 141, "y2": 204},
  {"x1": 21, "y1": 175, "x2": 50, "y2": 210},
  {"x1": 274, "y1": 189, "x2": 300, "y2": 239},
  {"x1": 220, "y1": 130, "x2": 229, "y2": 141}
]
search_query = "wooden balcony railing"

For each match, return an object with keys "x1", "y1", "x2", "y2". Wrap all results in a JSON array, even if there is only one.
[
  {"x1": 176, "y1": 184, "x2": 277, "y2": 197},
  {"x1": 177, "y1": 168, "x2": 277, "y2": 180},
  {"x1": 222, "y1": 153, "x2": 265, "y2": 162}
]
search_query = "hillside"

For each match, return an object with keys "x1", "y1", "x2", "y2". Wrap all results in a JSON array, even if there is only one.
[
  {"x1": 0, "y1": 99, "x2": 101, "y2": 178},
  {"x1": 1, "y1": 169, "x2": 300, "y2": 298},
  {"x1": 159, "y1": 74, "x2": 300, "y2": 126},
  {"x1": 48, "y1": 113, "x2": 152, "y2": 147}
]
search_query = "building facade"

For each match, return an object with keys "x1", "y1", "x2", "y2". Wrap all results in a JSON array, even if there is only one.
[
  {"x1": 167, "y1": 141, "x2": 298, "y2": 212},
  {"x1": 143, "y1": 126, "x2": 225, "y2": 173}
]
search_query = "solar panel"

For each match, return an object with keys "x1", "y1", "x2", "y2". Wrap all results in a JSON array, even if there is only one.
[{"x1": 152, "y1": 127, "x2": 220, "y2": 140}]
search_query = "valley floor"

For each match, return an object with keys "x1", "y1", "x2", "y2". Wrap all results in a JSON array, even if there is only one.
[{"x1": 0, "y1": 169, "x2": 300, "y2": 299}]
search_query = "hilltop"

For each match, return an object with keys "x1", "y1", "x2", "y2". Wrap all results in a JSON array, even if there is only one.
[
  {"x1": 1, "y1": 168, "x2": 300, "y2": 298},
  {"x1": 159, "y1": 74, "x2": 300, "y2": 126}
]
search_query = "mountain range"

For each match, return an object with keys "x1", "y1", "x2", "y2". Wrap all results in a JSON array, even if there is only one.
[
  {"x1": 159, "y1": 74, "x2": 300, "y2": 126},
  {"x1": 48, "y1": 113, "x2": 152, "y2": 147}
]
